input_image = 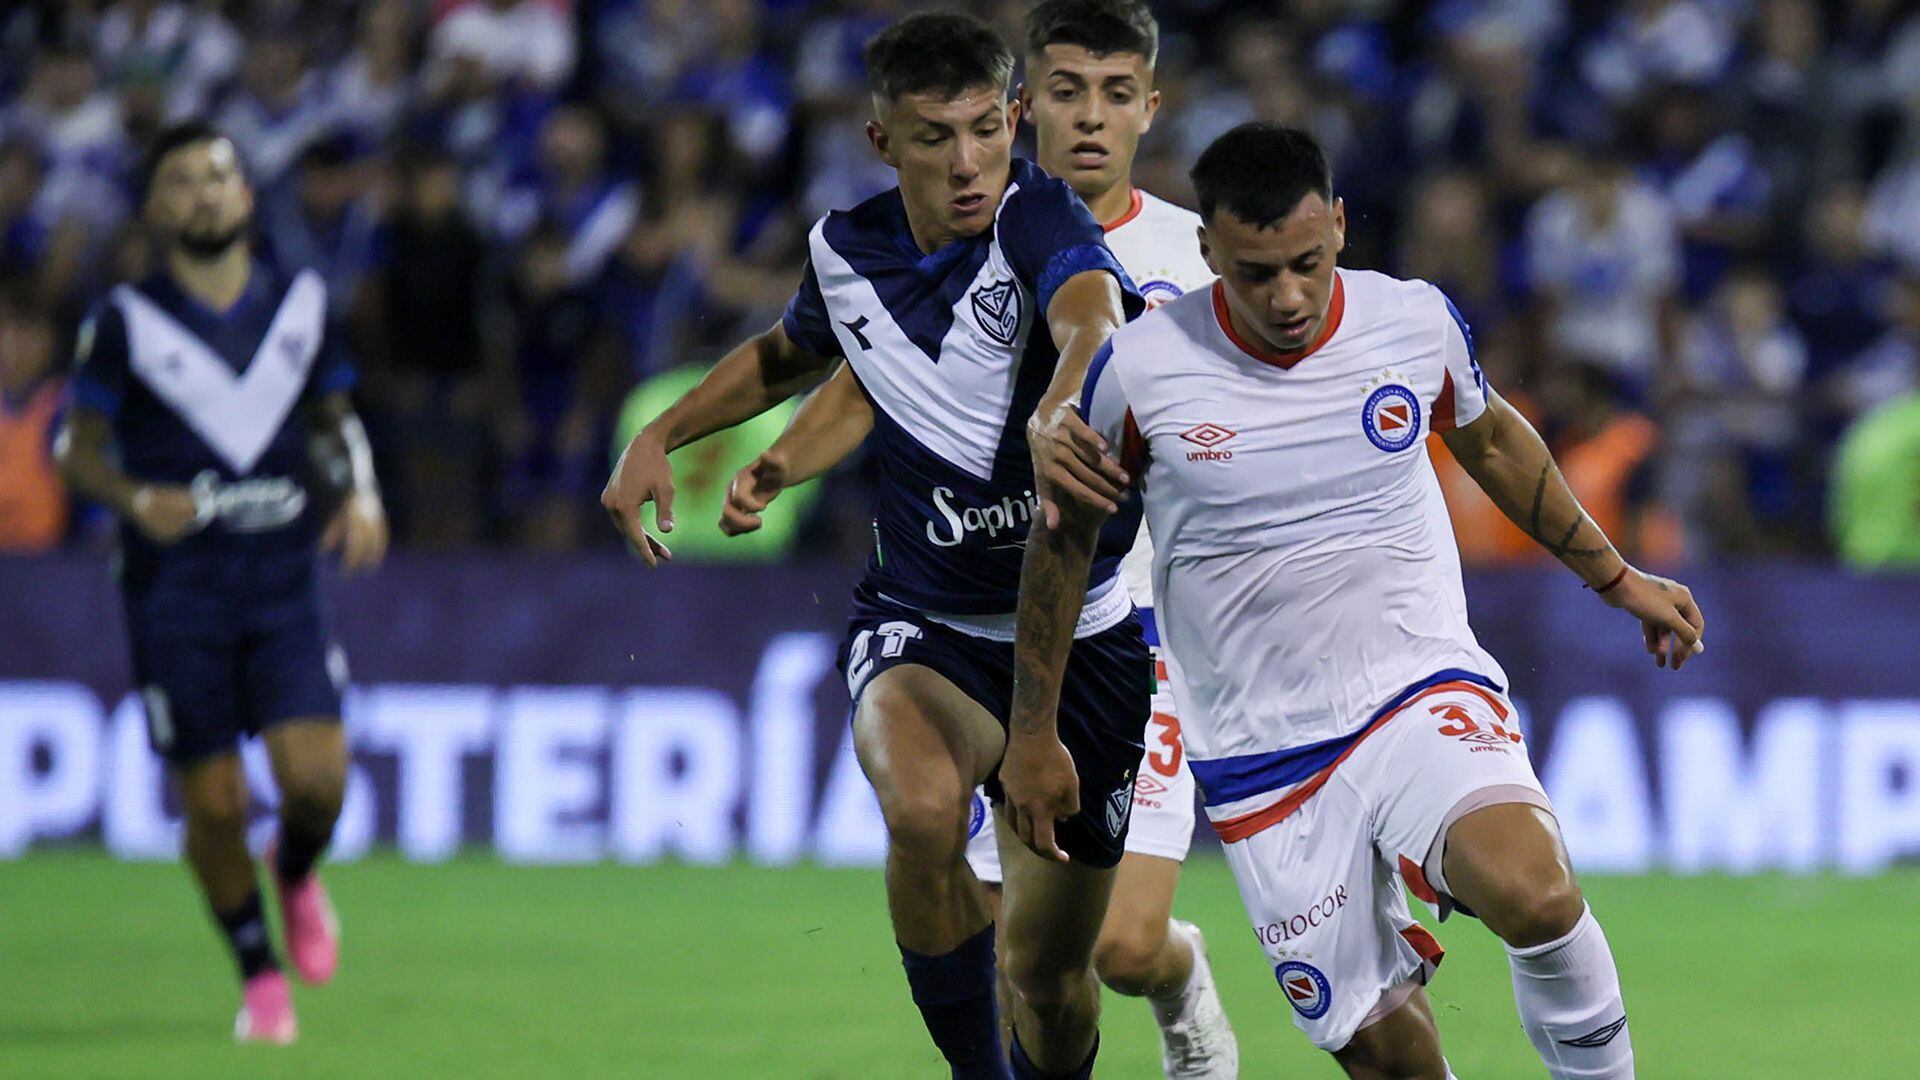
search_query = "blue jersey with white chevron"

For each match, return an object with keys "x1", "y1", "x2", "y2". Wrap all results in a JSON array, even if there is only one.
[
  {"x1": 782, "y1": 158, "x2": 1144, "y2": 615},
  {"x1": 69, "y1": 262, "x2": 354, "y2": 596}
]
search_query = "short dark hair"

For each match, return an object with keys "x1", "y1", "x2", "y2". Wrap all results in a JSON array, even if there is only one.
[
  {"x1": 1025, "y1": 0, "x2": 1159, "y2": 66},
  {"x1": 1190, "y1": 122, "x2": 1332, "y2": 227},
  {"x1": 138, "y1": 120, "x2": 237, "y2": 204},
  {"x1": 865, "y1": 12, "x2": 1014, "y2": 103}
]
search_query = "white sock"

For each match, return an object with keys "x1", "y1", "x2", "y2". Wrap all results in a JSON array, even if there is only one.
[
  {"x1": 1147, "y1": 921, "x2": 1199, "y2": 1022},
  {"x1": 1506, "y1": 904, "x2": 1634, "y2": 1079}
]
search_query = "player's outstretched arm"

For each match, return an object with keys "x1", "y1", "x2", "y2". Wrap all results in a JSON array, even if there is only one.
[
  {"x1": 1030, "y1": 270, "x2": 1132, "y2": 528},
  {"x1": 603, "y1": 322, "x2": 835, "y2": 566},
  {"x1": 1003, "y1": 496, "x2": 1107, "y2": 861},
  {"x1": 720, "y1": 361, "x2": 874, "y2": 537},
  {"x1": 1442, "y1": 391, "x2": 1707, "y2": 670},
  {"x1": 307, "y1": 392, "x2": 389, "y2": 575}
]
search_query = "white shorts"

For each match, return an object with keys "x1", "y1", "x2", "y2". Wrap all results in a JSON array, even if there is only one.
[
  {"x1": 1219, "y1": 680, "x2": 1553, "y2": 1051},
  {"x1": 967, "y1": 644, "x2": 1196, "y2": 883}
]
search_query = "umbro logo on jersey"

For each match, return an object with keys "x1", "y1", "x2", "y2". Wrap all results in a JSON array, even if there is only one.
[
  {"x1": 971, "y1": 279, "x2": 1021, "y2": 346},
  {"x1": 1181, "y1": 422, "x2": 1237, "y2": 462}
]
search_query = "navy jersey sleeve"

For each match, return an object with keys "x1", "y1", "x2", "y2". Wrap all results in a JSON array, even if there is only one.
[
  {"x1": 68, "y1": 302, "x2": 131, "y2": 418},
  {"x1": 304, "y1": 316, "x2": 358, "y2": 402},
  {"x1": 997, "y1": 163, "x2": 1144, "y2": 321},
  {"x1": 780, "y1": 259, "x2": 845, "y2": 359}
]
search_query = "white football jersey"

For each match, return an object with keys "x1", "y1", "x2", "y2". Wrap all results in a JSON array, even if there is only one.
[
  {"x1": 1082, "y1": 268, "x2": 1509, "y2": 827},
  {"x1": 1098, "y1": 189, "x2": 1216, "y2": 609}
]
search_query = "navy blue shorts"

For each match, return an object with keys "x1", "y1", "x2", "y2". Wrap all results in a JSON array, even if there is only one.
[
  {"x1": 122, "y1": 585, "x2": 345, "y2": 765},
  {"x1": 837, "y1": 586, "x2": 1152, "y2": 868}
]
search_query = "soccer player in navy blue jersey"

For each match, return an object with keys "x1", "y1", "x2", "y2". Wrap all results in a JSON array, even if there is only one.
[
  {"x1": 604, "y1": 14, "x2": 1147, "y2": 1078},
  {"x1": 59, "y1": 122, "x2": 387, "y2": 1044}
]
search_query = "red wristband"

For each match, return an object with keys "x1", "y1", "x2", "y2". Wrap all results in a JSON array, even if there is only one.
[{"x1": 1588, "y1": 566, "x2": 1630, "y2": 594}]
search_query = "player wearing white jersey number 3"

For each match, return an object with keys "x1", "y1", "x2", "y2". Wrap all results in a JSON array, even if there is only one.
[
  {"x1": 718, "y1": 3, "x2": 1236, "y2": 1077},
  {"x1": 1017, "y1": 123, "x2": 1710, "y2": 1079}
]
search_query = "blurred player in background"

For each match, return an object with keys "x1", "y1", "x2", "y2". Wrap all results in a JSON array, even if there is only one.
[
  {"x1": 604, "y1": 13, "x2": 1149, "y2": 1078},
  {"x1": 718, "y1": 2, "x2": 1237, "y2": 1075},
  {"x1": 1022, "y1": 123, "x2": 1710, "y2": 1079},
  {"x1": 58, "y1": 122, "x2": 388, "y2": 1044}
]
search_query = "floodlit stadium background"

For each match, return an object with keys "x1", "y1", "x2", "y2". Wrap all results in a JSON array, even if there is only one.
[{"x1": 2, "y1": 1, "x2": 1917, "y2": 1076}]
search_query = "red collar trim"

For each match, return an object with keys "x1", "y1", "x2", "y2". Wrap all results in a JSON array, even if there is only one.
[
  {"x1": 1211, "y1": 273, "x2": 1346, "y2": 370},
  {"x1": 1102, "y1": 188, "x2": 1145, "y2": 233}
]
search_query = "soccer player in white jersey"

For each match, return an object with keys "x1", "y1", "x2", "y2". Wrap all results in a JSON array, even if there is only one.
[
  {"x1": 718, "y1": 4, "x2": 1235, "y2": 1076},
  {"x1": 1016, "y1": 122, "x2": 1710, "y2": 1079},
  {"x1": 605, "y1": 14, "x2": 1155, "y2": 1079}
]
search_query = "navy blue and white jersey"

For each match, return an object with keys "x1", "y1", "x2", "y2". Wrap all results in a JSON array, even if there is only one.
[
  {"x1": 70, "y1": 263, "x2": 354, "y2": 596},
  {"x1": 782, "y1": 158, "x2": 1144, "y2": 617}
]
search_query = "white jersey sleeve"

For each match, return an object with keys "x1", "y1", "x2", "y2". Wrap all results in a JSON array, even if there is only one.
[
  {"x1": 1428, "y1": 285, "x2": 1490, "y2": 432},
  {"x1": 1080, "y1": 340, "x2": 1145, "y2": 482}
]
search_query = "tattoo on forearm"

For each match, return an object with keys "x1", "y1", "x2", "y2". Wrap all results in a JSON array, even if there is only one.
[
  {"x1": 1525, "y1": 465, "x2": 1610, "y2": 561},
  {"x1": 1010, "y1": 519, "x2": 1089, "y2": 736}
]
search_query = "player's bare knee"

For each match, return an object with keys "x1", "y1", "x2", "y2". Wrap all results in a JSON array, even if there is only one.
[
  {"x1": 276, "y1": 762, "x2": 346, "y2": 823},
  {"x1": 1005, "y1": 953, "x2": 1093, "y2": 1018},
  {"x1": 182, "y1": 783, "x2": 249, "y2": 839},
  {"x1": 1091, "y1": 921, "x2": 1166, "y2": 994},
  {"x1": 1480, "y1": 872, "x2": 1584, "y2": 949},
  {"x1": 875, "y1": 780, "x2": 970, "y2": 867},
  {"x1": 279, "y1": 776, "x2": 344, "y2": 830}
]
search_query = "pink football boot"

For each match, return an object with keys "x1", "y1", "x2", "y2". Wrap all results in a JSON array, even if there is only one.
[
  {"x1": 234, "y1": 970, "x2": 297, "y2": 1044},
  {"x1": 267, "y1": 837, "x2": 341, "y2": 986}
]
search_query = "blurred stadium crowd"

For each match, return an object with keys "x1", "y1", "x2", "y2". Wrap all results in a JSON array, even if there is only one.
[{"x1": 1, "y1": 0, "x2": 1917, "y2": 566}]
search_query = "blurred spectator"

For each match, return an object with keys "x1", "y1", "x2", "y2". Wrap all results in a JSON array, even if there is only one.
[
  {"x1": 1579, "y1": 0, "x2": 1737, "y2": 105},
  {"x1": 1668, "y1": 267, "x2": 1810, "y2": 552},
  {"x1": 668, "y1": 0, "x2": 792, "y2": 172},
  {"x1": 361, "y1": 147, "x2": 492, "y2": 547},
  {"x1": 0, "y1": 293, "x2": 68, "y2": 551},
  {"x1": 1830, "y1": 392, "x2": 1920, "y2": 569},
  {"x1": 492, "y1": 223, "x2": 621, "y2": 549},
  {"x1": 1637, "y1": 86, "x2": 1771, "y2": 302},
  {"x1": 94, "y1": 0, "x2": 241, "y2": 122},
  {"x1": 1542, "y1": 361, "x2": 1684, "y2": 567},
  {"x1": 611, "y1": 362, "x2": 818, "y2": 562},
  {"x1": 1822, "y1": 271, "x2": 1920, "y2": 424},
  {"x1": 426, "y1": 0, "x2": 576, "y2": 98},
  {"x1": 3, "y1": 44, "x2": 131, "y2": 235},
  {"x1": 595, "y1": 0, "x2": 709, "y2": 118},
  {"x1": 1398, "y1": 171, "x2": 1505, "y2": 332},
  {"x1": 213, "y1": 25, "x2": 327, "y2": 193},
  {"x1": 1864, "y1": 146, "x2": 1920, "y2": 270},
  {"x1": 497, "y1": 105, "x2": 638, "y2": 283},
  {"x1": 1, "y1": 0, "x2": 1916, "y2": 560},
  {"x1": 262, "y1": 134, "x2": 382, "y2": 311},
  {"x1": 1524, "y1": 147, "x2": 1682, "y2": 393},
  {"x1": 1790, "y1": 183, "x2": 1892, "y2": 389},
  {"x1": 325, "y1": 0, "x2": 419, "y2": 146},
  {"x1": 0, "y1": 138, "x2": 45, "y2": 280}
]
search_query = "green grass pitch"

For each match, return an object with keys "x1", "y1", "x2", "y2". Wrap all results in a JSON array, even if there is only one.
[{"x1": 1, "y1": 853, "x2": 1914, "y2": 1077}]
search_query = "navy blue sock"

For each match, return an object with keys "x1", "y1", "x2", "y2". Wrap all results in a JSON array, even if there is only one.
[
  {"x1": 1010, "y1": 1031, "x2": 1097, "y2": 1080},
  {"x1": 899, "y1": 923, "x2": 1009, "y2": 1079}
]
